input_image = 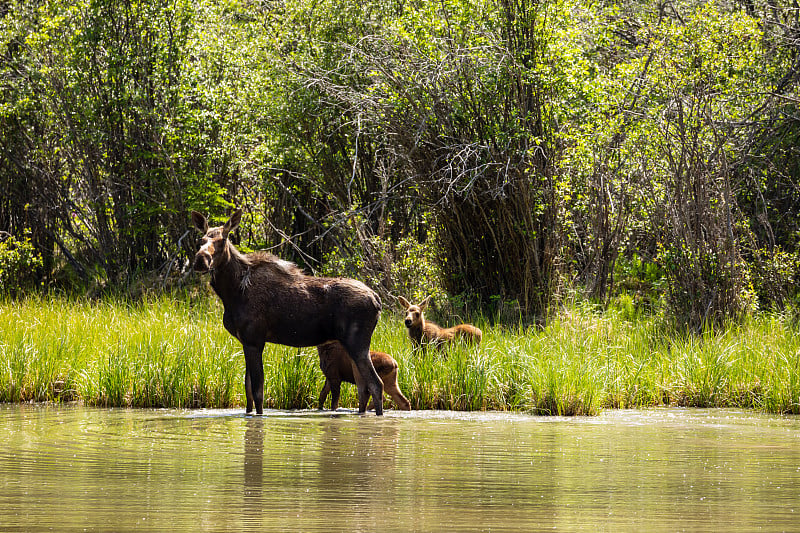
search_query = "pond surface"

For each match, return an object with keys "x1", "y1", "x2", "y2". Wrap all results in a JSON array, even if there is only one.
[{"x1": 1, "y1": 405, "x2": 799, "y2": 532}]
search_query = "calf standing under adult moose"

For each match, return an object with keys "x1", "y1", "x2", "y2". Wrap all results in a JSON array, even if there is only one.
[
  {"x1": 317, "y1": 341, "x2": 411, "y2": 411},
  {"x1": 191, "y1": 209, "x2": 385, "y2": 415},
  {"x1": 398, "y1": 296, "x2": 482, "y2": 351}
]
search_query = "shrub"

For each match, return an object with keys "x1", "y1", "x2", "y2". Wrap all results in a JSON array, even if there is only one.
[{"x1": 0, "y1": 233, "x2": 43, "y2": 296}]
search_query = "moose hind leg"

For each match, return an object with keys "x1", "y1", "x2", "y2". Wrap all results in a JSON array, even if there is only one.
[
  {"x1": 349, "y1": 348, "x2": 384, "y2": 415},
  {"x1": 352, "y1": 362, "x2": 380, "y2": 411},
  {"x1": 341, "y1": 312, "x2": 383, "y2": 414}
]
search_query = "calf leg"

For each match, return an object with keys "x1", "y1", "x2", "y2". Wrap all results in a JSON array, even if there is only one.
[
  {"x1": 329, "y1": 380, "x2": 342, "y2": 411},
  {"x1": 319, "y1": 377, "x2": 343, "y2": 410},
  {"x1": 383, "y1": 368, "x2": 411, "y2": 411},
  {"x1": 318, "y1": 379, "x2": 331, "y2": 410}
]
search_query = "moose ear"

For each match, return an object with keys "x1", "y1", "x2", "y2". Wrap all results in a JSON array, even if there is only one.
[
  {"x1": 419, "y1": 296, "x2": 431, "y2": 311},
  {"x1": 191, "y1": 211, "x2": 208, "y2": 233},
  {"x1": 222, "y1": 209, "x2": 242, "y2": 238},
  {"x1": 397, "y1": 296, "x2": 411, "y2": 310}
]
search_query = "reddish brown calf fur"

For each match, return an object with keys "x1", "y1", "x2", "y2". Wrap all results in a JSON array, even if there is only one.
[
  {"x1": 398, "y1": 296, "x2": 482, "y2": 351},
  {"x1": 317, "y1": 341, "x2": 411, "y2": 411}
]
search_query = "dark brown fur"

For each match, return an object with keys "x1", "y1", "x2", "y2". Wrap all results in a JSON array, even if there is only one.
[
  {"x1": 317, "y1": 341, "x2": 411, "y2": 411},
  {"x1": 192, "y1": 210, "x2": 384, "y2": 415},
  {"x1": 398, "y1": 296, "x2": 482, "y2": 351}
]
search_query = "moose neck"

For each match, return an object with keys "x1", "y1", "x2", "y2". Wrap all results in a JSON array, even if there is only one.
[
  {"x1": 209, "y1": 241, "x2": 250, "y2": 305},
  {"x1": 408, "y1": 319, "x2": 425, "y2": 343}
]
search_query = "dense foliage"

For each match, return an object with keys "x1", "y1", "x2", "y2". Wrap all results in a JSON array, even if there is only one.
[{"x1": 2, "y1": 0, "x2": 799, "y2": 328}]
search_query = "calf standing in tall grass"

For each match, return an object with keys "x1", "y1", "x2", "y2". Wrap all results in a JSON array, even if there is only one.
[
  {"x1": 398, "y1": 296, "x2": 482, "y2": 352},
  {"x1": 317, "y1": 341, "x2": 411, "y2": 411}
]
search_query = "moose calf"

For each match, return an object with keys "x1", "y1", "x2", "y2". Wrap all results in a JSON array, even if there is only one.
[
  {"x1": 317, "y1": 341, "x2": 411, "y2": 411},
  {"x1": 398, "y1": 296, "x2": 482, "y2": 351}
]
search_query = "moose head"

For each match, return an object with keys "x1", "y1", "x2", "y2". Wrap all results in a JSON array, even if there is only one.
[
  {"x1": 398, "y1": 296, "x2": 431, "y2": 329},
  {"x1": 190, "y1": 209, "x2": 242, "y2": 273}
]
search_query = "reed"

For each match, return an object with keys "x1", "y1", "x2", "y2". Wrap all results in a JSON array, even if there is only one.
[{"x1": 1, "y1": 296, "x2": 799, "y2": 414}]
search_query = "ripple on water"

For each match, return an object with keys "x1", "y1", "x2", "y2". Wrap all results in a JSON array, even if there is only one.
[{"x1": 0, "y1": 405, "x2": 798, "y2": 531}]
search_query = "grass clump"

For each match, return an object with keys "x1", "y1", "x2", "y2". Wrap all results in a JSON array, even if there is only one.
[
  {"x1": 0, "y1": 295, "x2": 245, "y2": 408},
  {"x1": 1, "y1": 296, "x2": 799, "y2": 414}
]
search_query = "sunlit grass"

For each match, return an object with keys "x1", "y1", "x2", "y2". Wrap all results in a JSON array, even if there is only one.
[
  {"x1": 1, "y1": 295, "x2": 799, "y2": 414},
  {"x1": 0, "y1": 296, "x2": 242, "y2": 408}
]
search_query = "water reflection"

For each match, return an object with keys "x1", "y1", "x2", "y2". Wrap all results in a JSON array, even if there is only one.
[
  {"x1": 1, "y1": 406, "x2": 799, "y2": 531},
  {"x1": 314, "y1": 417, "x2": 402, "y2": 531},
  {"x1": 243, "y1": 417, "x2": 264, "y2": 504}
]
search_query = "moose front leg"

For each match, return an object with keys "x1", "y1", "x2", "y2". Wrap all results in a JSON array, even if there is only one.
[
  {"x1": 243, "y1": 343, "x2": 265, "y2": 415},
  {"x1": 245, "y1": 371, "x2": 254, "y2": 414}
]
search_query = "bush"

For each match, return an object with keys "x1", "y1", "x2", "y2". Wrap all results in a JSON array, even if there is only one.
[
  {"x1": 0, "y1": 233, "x2": 43, "y2": 296},
  {"x1": 321, "y1": 226, "x2": 447, "y2": 308},
  {"x1": 748, "y1": 247, "x2": 800, "y2": 310}
]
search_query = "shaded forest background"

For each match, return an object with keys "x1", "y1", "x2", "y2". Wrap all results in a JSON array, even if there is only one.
[{"x1": 1, "y1": 0, "x2": 799, "y2": 329}]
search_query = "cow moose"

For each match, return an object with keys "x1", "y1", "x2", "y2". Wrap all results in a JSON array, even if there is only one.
[{"x1": 191, "y1": 209, "x2": 384, "y2": 415}]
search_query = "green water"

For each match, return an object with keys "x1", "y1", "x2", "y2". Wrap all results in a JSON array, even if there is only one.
[{"x1": 1, "y1": 405, "x2": 798, "y2": 531}]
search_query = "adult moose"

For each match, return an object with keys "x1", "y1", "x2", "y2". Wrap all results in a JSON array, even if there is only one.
[{"x1": 191, "y1": 209, "x2": 384, "y2": 415}]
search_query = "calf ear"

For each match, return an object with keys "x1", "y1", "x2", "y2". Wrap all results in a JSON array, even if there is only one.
[
  {"x1": 397, "y1": 296, "x2": 411, "y2": 310},
  {"x1": 223, "y1": 209, "x2": 242, "y2": 238},
  {"x1": 191, "y1": 211, "x2": 208, "y2": 233},
  {"x1": 419, "y1": 296, "x2": 431, "y2": 311}
]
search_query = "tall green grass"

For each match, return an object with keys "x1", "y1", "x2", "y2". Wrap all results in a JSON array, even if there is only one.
[
  {"x1": 0, "y1": 296, "x2": 243, "y2": 408},
  {"x1": 1, "y1": 296, "x2": 799, "y2": 414}
]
